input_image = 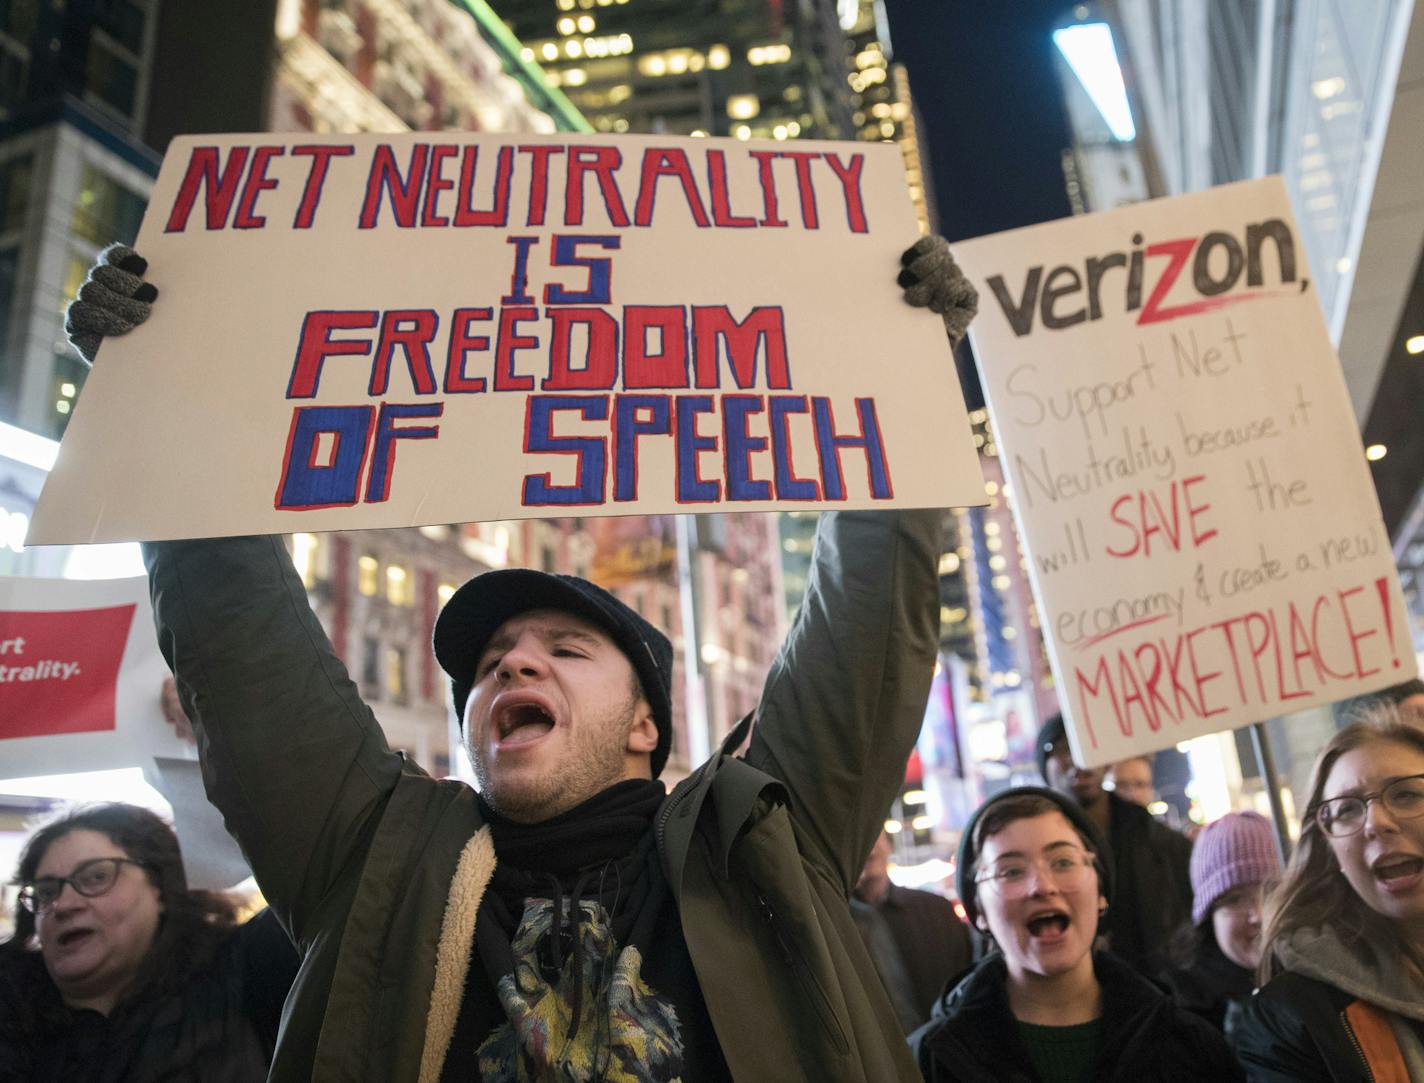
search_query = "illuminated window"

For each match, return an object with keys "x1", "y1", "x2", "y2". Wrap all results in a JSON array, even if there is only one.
[
  {"x1": 748, "y1": 44, "x2": 792, "y2": 65},
  {"x1": 72, "y1": 164, "x2": 146, "y2": 246},
  {"x1": 358, "y1": 555, "x2": 379, "y2": 596},
  {"x1": 386, "y1": 564, "x2": 412, "y2": 605},
  {"x1": 707, "y1": 44, "x2": 730, "y2": 69},
  {"x1": 727, "y1": 94, "x2": 759, "y2": 120},
  {"x1": 386, "y1": 646, "x2": 407, "y2": 704},
  {"x1": 438, "y1": 582, "x2": 458, "y2": 607},
  {"x1": 293, "y1": 533, "x2": 319, "y2": 586}
]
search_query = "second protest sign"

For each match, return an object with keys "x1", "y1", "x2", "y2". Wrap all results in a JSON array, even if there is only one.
[{"x1": 953, "y1": 176, "x2": 1415, "y2": 767}]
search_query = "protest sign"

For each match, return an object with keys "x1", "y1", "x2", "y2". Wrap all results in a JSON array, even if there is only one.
[
  {"x1": 151, "y1": 757, "x2": 252, "y2": 890},
  {"x1": 0, "y1": 575, "x2": 188, "y2": 779},
  {"x1": 952, "y1": 177, "x2": 1415, "y2": 767},
  {"x1": 28, "y1": 132, "x2": 984, "y2": 545}
]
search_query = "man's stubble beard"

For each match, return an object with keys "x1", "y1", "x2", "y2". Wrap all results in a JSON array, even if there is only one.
[{"x1": 469, "y1": 689, "x2": 641, "y2": 824}]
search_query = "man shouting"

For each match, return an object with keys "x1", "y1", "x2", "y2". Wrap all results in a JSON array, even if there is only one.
[{"x1": 66, "y1": 235, "x2": 976, "y2": 1082}]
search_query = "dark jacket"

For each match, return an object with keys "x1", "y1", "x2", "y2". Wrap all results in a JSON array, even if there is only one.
[
  {"x1": 1164, "y1": 937, "x2": 1255, "y2": 1041},
  {"x1": 0, "y1": 908, "x2": 297, "y2": 1083},
  {"x1": 853, "y1": 884, "x2": 973, "y2": 1031},
  {"x1": 1237, "y1": 971, "x2": 1422, "y2": 1083},
  {"x1": 911, "y1": 951, "x2": 1243, "y2": 1083},
  {"x1": 144, "y1": 509, "x2": 940, "y2": 1082},
  {"x1": 1103, "y1": 792, "x2": 1193, "y2": 974}
]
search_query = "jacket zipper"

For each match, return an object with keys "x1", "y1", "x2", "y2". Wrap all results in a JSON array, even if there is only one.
[
  {"x1": 654, "y1": 778, "x2": 694, "y2": 852},
  {"x1": 754, "y1": 889, "x2": 850, "y2": 1055},
  {"x1": 1340, "y1": 1009, "x2": 1377, "y2": 1083}
]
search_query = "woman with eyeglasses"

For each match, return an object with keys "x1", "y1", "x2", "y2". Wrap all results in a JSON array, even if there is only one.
[
  {"x1": 1164, "y1": 811, "x2": 1281, "y2": 1044},
  {"x1": 0, "y1": 803, "x2": 299, "y2": 1082},
  {"x1": 911, "y1": 786, "x2": 1239, "y2": 1082},
  {"x1": 1238, "y1": 704, "x2": 1424, "y2": 1082}
]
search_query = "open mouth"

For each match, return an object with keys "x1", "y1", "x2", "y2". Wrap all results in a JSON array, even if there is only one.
[
  {"x1": 1373, "y1": 855, "x2": 1424, "y2": 887},
  {"x1": 56, "y1": 928, "x2": 94, "y2": 949},
  {"x1": 495, "y1": 701, "x2": 556, "y2": 747},
  {"x1": 1025, "y1": 912, "x2": 1071, "y2": 938}
]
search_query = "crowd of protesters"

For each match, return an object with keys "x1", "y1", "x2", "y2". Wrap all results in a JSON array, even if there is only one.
[
  {"x1": 6, "y1": 241, "x2": 1424, "y2": 1081},
  {"x1": 10, "y1": 699, "x2": 1424, "y2": 1080}
]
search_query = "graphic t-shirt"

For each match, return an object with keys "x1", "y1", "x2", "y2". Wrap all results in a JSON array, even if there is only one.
[{"x1": 438, "y1": 781, "x2": 729, "y2": 1082}]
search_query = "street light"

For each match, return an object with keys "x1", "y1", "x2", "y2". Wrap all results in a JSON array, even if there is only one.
[{"x1": 1053, "y1": 21, "x2": 1136, "y2": 142}]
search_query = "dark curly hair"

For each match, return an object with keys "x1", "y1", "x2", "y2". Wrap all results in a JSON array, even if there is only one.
[{"x1": 3, "y1": 803, "x2": 239, "y2": 1006}]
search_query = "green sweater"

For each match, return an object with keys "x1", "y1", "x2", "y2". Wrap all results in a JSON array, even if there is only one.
[{"x1": 1017, "y1": 1018, "x2": 1103, "y2": 1083}]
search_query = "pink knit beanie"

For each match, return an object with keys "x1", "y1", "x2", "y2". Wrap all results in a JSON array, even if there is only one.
[{"x1": 1190, "y1": 810, "x2": 1281, "y2": 925}]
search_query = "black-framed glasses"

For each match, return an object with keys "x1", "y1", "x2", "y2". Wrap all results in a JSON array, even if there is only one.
[
  {"x1": 17, "y1": 857, "x2": 150, "y2": 913},
  {"x1": 1313, "y1": 774, "x2": 1424, "y2": 838}
]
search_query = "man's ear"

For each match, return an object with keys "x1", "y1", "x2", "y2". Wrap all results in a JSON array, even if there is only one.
[{"x1": 626, "y1": 700, "x2": 658, "y2": 755}]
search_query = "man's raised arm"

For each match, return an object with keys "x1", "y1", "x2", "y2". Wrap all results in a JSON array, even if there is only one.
[
  {"x1": 742, "y1": 508, "x2": 942, "y2": 893},
  {"x1": 145, "y1": 535, "x2": 405, "y2": 942},
  {"x1": 68, "y1": 244, "x2": 406, "y2": 942},
  {"x1": 742, "y1": 235, "x2": 976, "y2": 892}
]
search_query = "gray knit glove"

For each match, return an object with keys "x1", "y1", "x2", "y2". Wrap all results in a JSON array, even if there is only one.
[
  {"x1": 899, "y1": 235, "x2": 978, "y2": 348},
  {"x1": 64, "y1": 243, "x2": 158, "y2": 366}
]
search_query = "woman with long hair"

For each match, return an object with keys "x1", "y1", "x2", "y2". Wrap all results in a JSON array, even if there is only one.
[
  {"x1": 0, "y1": 803, "x2": 299, "y2": 1081},
  {"x1": 1165, "y1": 811, "x2": 1280, "y2": 1042},
  {"x1": 912, "y1": 786, "x2": 1239, "y2": 1082},
  {"x1": 1237, "y1": 703, "x2": 1424, "y2": 1081}
]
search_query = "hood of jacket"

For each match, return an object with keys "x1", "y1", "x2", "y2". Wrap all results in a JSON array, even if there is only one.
[{"x1": 1278, "y1": 923, "x2": 1424, "y2": 1022}]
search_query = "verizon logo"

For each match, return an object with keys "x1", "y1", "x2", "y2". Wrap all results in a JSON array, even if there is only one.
[{"x1": 986, "y1": 218, "x2": 1305, "y2": 337}]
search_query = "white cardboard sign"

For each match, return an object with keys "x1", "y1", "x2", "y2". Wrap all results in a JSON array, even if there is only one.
[
  {"x1": 953, "y1": 177, "x2": 1415, "y2": 767},
  {"x1": 28, "y1": 132, "x2": 984, "y2": 544},
  {"x1": 0, "y1": 574, "x2": 189, "y2": 779}
]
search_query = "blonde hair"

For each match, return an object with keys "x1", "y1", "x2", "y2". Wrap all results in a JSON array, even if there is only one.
[{"x1": 1260, "y1": 702, "x2": 1424, "y2": 983}]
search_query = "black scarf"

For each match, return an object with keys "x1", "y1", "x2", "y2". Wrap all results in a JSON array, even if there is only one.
[{"x1": 474, "y1": 779, "x2": 669, "y2": 1037}]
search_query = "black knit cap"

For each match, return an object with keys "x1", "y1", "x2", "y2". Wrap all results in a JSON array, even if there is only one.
[
  {"x1": 433, "y1": 568, "x2": 675, "y2": 778},
  {"x1": 955, "y1": 785, "x2": 1114, "y2": 928}
]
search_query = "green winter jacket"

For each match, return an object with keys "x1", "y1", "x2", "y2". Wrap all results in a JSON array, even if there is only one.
[{"x1": 143, "y1": 508, "x2": 939, "y2": 1082}]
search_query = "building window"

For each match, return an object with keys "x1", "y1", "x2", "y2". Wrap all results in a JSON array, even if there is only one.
[
  {"x1": 361, "y1": 636, "x2": 380, "y2": 699},
  {"x1": 386, "y1": 646, "x2": 407, "y2": 704},
  {"x1": 60, "y1": 253, "x2": 88, "y2": 314},
  {"x1": 0, "y1": 154, "x2": 30, "y2": 235},
  {"x1": 438, "y1": 581, "x2": 457, "y2": 607},
  {"x1": 0, "y1": 244, "x2": 18, "y2": 368},
  {"x1": 71, "y1": 164, "x2": 147, "y2": 247},
  {"x1": 0, "y1": 47, "x2": 25, "y2": 109},
  {"x1": 358, "y1": 554, "x2": 379, "y2": 596},
  {"x1": 93, "y1": 1, "x2": 147, "y2": 55},
  {"x1": 47, "y1": 352, "x2": 85, "y2": 437},
  {"x1": 85, "y1": 34, "x2": 140, "y2": 118},
  {"x1": 385, "y1": 563, "x2": 412, "y2": 605},
  {"x1": 292, "y1": 533, "x2": 320, "y2": 586},
  {"x1": 0, "y1": 0, "x2": 40, "y2": 43}
]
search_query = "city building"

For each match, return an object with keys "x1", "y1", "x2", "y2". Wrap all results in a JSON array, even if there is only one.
[
  {"x1": 495, "y1": 0, "x2": 856, "y2": 140},
  {"x1": 0, "y1": 0, "x2": 162, "y2": 440}
]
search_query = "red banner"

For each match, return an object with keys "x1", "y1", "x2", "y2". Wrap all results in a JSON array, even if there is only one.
[{"x1": 0, "y1": 604, "x2": 137, "y2": 739}]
